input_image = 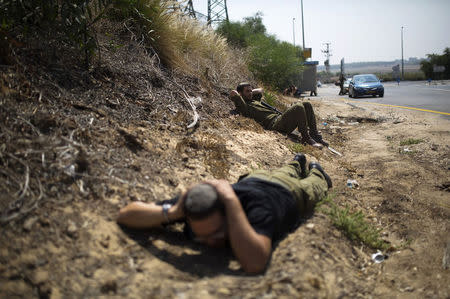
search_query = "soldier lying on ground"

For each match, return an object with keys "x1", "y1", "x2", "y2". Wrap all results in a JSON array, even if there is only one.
[
  {"x1": 117, "y1": 154, "x2": 332, "y2": 274},
  {"x1": 230, "y1": 82, "x2": 328, "y2": 149}
]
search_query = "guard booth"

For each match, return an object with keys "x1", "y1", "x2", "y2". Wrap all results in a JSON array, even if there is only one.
[{"x1": 300, "y1": 61, "x2": 319, "y2": 96}]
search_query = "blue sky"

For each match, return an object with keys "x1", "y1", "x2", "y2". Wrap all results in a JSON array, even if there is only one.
[{"x1": 192, "y1": 0, "x2": 450, "y2": 64}]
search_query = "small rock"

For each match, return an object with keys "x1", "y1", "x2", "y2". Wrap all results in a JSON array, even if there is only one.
[
  {"x1": 23, "y1": 217, "x2": 38, "y2": 231},
  {"x1": 400, "y1": 286, "x2": 414, "y2": 292},
  {"x1": 308, "y1": 276, "x2": 321, "y2": 289},
  {"x1": 217, "y1": 288, "x2": 231, "y2": 295},
  {"x1": 66, "y1": 221, "x2": 78, "y2": 238},
  {"x1": 39, "y1": 217, "x2": 50, "y2": 227},
  {"x1": 443, "y1": 241, "x2": 450, "y2": 269},
  {"x1": 101, "y1": 280, "x2": 117, "y2": 294},
  {"x1": 38, "y1": 283, "x2": 52, "y2": 299},
  {"x1": 100, "y1": 236, "x2": 110, "y2": 249},
  {"x1": 306, "y1": 223, "x2": 315, "y2": 229},
  {"x1": 32, "y1": 270, "x2": 49, "y2": 285}
]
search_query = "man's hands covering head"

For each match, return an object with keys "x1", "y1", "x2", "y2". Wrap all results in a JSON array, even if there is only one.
[{"x1": 204, "y1": 179, "x2": 239, "y2": 204}]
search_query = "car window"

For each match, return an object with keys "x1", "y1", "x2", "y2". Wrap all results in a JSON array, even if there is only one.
[
  {"x1": 363, "y1": 75, "x2": 378, "y2": 82},
  {"x1": 354, "y1": 77, "x2": 364, "y2": 83},
  {"x1": 354, "y1": 75, "x2": 378, "y2": 83}
]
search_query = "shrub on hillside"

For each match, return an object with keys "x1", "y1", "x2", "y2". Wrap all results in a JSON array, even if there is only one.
[
  {"x1": 216, "y1": 13, "x2": 303, "y2": 91},
  {"x1": 1, "y1": 0, "x2": 248, "y2": 86},
  {"x1": 1, "y1": 0, "x2": 111, "y2": 66}
]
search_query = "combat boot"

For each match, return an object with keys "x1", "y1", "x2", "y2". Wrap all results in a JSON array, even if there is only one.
[
  {"x1": 310, "y1": 131, "x2": 329, "y2": 147},
  {"x1": 301, "y1": 136, "x2": 323, "y2": 149},
  {"x1": 309, "y1": 162, "x2": 332, "y2": 188}
]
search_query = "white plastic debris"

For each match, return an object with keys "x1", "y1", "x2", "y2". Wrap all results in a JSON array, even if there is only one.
[
  {"x1": 64, "y1": 164, "x2": 76, "y2": 177},
  {"x1": 371, "y1": 251, "x2": 385, "y2": 263},
  {"x1": 346, "y1": 179, "x2": 359, "y2": 188}
]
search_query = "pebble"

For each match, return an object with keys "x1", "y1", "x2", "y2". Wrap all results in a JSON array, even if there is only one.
[
  {"x1": 23, "y1": 217, "x2": 39, "y2": 231},
  {"x1": 400, "y1": 286, "x2": 414, "y2": 292},
  {"x1": 32, "y1": 270, "x2": 49, "y2": 285},
  {"x1": 218, "y1": 288, "x2": 231, "y2": 295},
  {"x1": 66, "y1": 220, "x2": 78, "y2": 238}
]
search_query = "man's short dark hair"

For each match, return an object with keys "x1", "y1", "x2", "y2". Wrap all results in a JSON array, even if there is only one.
[
  {"x1": 184, "y1": 184, "x2": 224, "y2": 220},
  {"x1": 236, "y1": 82, "x2": 252, "y2": 93}
]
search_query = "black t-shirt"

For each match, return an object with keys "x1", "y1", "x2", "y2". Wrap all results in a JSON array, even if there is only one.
[{"x1": 159, "y1": 178, "x2": 300, "y2": 243}]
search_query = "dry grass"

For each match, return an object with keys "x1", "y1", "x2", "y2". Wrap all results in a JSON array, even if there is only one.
[{"x1": 125, "y1": 0, "x2": 251, "y2": 88}]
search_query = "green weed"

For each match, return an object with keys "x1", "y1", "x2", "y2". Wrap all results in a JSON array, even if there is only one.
[
  {"x1": 400, "y1": 138, "x2": 423, "y2": 146},
  {"x1": 288, "y1": 143, "x2": 304, "y2": 154},
  {"x1": 317, "y1": 195, "x2": 390, "y2": 250}
]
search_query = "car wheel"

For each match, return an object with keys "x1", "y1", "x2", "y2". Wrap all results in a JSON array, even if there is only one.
[
  {"x1": 379, "y1": 93, "x2": 384, "y2": 97},
  {"x1": 349, "y1": 89, "x2": 353, "y2": 98}
]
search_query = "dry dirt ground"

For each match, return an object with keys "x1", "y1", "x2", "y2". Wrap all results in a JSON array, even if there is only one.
[{"x1": 1, "y1": 36, "x2": 449, "y2": 298}]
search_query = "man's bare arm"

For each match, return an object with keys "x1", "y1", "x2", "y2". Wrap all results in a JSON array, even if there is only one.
[
  {"x1": 252, "y1": 88, "x2": 263, "y2": 94},
  {"x1": 206, "y1": 180, "x2": 272, "y2": 274},
  {"x1": 229, "y1": 90, "x2": 249, "y2": 115},
  {"x1": 251, "y1": 88, "x2": 263, "y2": 101},
  {"x1": 117, "y1": 198, "x2": 185, "y2": 229}
]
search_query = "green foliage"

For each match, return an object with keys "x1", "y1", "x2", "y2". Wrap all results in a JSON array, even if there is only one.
[
  {"x1": 216, "y1": 13, "x2": 303, "y2": 91},
  {"x1": 400, "y1": 138, "x2": 423, "y2": 146},
  {"x1": 288, "y1": 143, "x2": 304, "y2": 154},
  {"x1": 376, "y1": 71, "x2": 425, "y2": 82},
  {"x1": 317, "y1": 195, "x2": 390, "y2": 250},
  {"x1": 263, "y1": 90, "x2": 277, "y2": 106},
  {"x1": 216, "y1": 12, "x2": 266, "y2": 48},
  {"x1": 420, "y1": 48, "x2": 450, "y2": 79},
  {"x1": 1, "y1": 0, "x2": 111, "y2": 66},
  {"x1": 248, "y1": 35, "x2": 303, "y2": 90}
]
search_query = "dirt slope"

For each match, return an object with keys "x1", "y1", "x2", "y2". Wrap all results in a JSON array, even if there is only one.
[{"x1": 1, "y1": 31, "x2": 449, "y2": 298}]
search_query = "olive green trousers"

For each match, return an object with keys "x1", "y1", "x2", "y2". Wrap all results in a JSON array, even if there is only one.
[
  {"x1": 245, "y1": 161, "x2": 328, "y2": 215},
  {"x1": 269, "y1": 102, "x2": 318, "y2": 137}
]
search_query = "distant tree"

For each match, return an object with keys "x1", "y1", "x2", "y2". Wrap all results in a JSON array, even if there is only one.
[
  {"x1": 242, "y1": 12, "x2": 266, "y2": 35},
  {"x1": 216, "y1": 13, "x2": 303, "y2": 90},
  {"x1": 216, "y1": 12, "x2": 266, "y2": 48},
  {"x1": 420, "y1": 48, "x2": 450, "y2": 79}
]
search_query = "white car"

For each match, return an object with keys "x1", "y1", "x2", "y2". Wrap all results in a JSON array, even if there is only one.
[{"x1": 343, "y1": 78, "x2": 352, "y2": 94}]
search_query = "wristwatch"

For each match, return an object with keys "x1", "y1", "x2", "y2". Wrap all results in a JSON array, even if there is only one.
[{"x1": 162, "y1": 203, "x2": 172, "y2": 223}]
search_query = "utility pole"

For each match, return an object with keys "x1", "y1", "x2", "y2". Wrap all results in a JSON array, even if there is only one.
[
  {"x1": 322, "y1": 42, "x2": 332, "y2": 73},
  {"x1": 300, "y1": 0, "x2": 305, "y2": 49},
  {"x1": 292, "y1": 18, "x2": 296, "y2": 47},
  {"x1": 401, "y1": 26, "x2": 404, "y2": 80}
]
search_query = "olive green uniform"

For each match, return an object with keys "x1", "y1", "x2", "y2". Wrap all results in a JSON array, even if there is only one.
[
  {"x1": 230, "y1": 94, "x2": 319, "y2": 138},
  {"x1": 243, "y1": 161, "x2": 328, "y2": 215}
]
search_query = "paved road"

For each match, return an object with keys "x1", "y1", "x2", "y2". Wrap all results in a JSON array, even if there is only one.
[{"x1": 317, "y1": 81, "x2": 450, "y2": 115}]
